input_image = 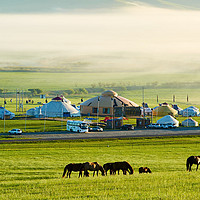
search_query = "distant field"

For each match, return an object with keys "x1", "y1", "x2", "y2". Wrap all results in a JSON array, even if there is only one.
[
  {"x1": 0, "y1": 136, "x2": 200, "y2": 199},
  {"x1": 1, "y1": 72, "x2": 200, "y2": 91},
  {"x1": 1, "y1": 72, "x2": 200, "y2": 107}
]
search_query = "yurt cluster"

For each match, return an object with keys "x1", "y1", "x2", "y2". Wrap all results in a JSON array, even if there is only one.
[
  {"x1": 2, "y1": 90, "x2": 200, "y2": 128},
  {"x1": 24, "y1": 90, "x2": 200, "y2": 128}
]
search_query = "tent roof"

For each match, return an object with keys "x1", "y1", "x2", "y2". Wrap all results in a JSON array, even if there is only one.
[
  {"x1": 41, "y1": 101, "x2": 79, "y2": 115},
  {"x1": 52, "y1": 96, "x2": 63, "y2": 101},
  {"x1": 153, "y1": 105, "x2": 178, "y2": 116},
  {"x1": 157, "y1": 115, "x2": 179, "y2": 124},
  {"x1": 182, "y1": 118, "x2": 198, "y2": 123},
  {"x1": 81, "y1": 90, "x2": 138, "y2": 107}
]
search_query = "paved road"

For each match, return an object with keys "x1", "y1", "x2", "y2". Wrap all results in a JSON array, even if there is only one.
[{"x1": 1, "y1": 127, "x2": 200, "y2": 143}]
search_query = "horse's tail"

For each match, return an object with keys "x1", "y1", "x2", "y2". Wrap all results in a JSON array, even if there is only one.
[
  {"x1": 186, "y1": 158, "x2": 190, "y2": 171},
  {"x1": 126, "y1": 162, "x2": 134, "y2": 174},
  {"x1": 62, "y1": 165, "x2": 69, "y2": 178}
]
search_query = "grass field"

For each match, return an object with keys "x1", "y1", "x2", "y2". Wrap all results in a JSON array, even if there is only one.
[{"x1": 0, "y1": 136, "x2": 200, "y2": 199}]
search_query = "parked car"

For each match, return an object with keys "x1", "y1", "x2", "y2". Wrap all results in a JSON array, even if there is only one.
[
  {"x1": 88, "y1": 126, "x2": 103, "y2": 132},
  {"x1": 8, "y1": 129, "x2": 22, "y2": 135},
  {"x1": 147, "y1": 124, "x2": 161, "y2": 129},
  {"x1": 120, "y1": 124, "x2": 134, "y2": 130}
]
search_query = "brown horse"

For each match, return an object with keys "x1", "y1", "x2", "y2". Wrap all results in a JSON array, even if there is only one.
[
  {"x1": 81, "y1": 162, "x2": 105, "y2": 177},
  {"x1": 186, "y1": 156, "x2": 200, "y2": 172},
  {"x1": 112, "y1": 161, "x2": 134, "y2": 175},
  {"x1": 103, "y1": 163, "x2": 115, "y2": 175},
  {"x1": 62, "y1": 163, "x2": 89, "y2": 178},
  {"x1": 139, "y1": 167, "x2": 152, "y2": 174}
]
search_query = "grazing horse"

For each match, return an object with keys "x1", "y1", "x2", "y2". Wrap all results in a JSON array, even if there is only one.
[
  {"x1": 62, "y1": 163, "x2": 89, "y2": 178},
  {"x1": 112, "y1": 161, "x2": 134, "y2": 175},
  {"x1": 186, "y1": 156, "x2": 200, "y2": 172},
  {"x1": 81, "y1": 162, "x2": 105, "y2": 177},
  {"x1": 139, "y1": 167, "x2": 152, "y2": 174},
  {"x1": 103, "y1": 163, "x2": 115, "y2": 175}
]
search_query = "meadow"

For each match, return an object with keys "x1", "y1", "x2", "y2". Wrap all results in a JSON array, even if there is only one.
[{"x1": 0, "y1": 136, "x2": 200, "y2": 200}]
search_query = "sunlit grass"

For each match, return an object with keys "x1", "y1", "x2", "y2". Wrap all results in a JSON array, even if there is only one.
[{"x1": 0, "y1": 137, "x2": 200, "y2": 199}]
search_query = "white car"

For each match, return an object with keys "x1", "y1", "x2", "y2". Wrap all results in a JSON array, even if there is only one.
[{"x1": 8, "y1": 129, "x2": 22, "y2": 135}]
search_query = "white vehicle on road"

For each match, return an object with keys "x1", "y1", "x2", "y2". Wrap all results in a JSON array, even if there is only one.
[
  {"x1": 67, "y1": 120, "x2": 88, "y2": 133},
  {"x1": 8, "y1": 129, "x2": 22, "y2": 135}
]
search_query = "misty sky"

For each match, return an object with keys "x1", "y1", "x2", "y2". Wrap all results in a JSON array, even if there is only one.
[{"x1": 1, "y1": 0, "x2": 200, "y2": 73}]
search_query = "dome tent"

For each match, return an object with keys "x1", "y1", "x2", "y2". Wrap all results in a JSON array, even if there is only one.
[
  {"x1": 0, "y1": 107, "x2": 15, "y2": 119},
  {"x1": 182, "y1": 118, "x2": 198, "y2": 127},
  {"x1": 41, "y1": 100, "x2": 79, "y2": 117},
  {"x1": 80, "y1": 90, "x2": 139, "y2": 116},
  {"x1": 152, "y1": 105, "x2": 178, "y2": 116},
  {"x1": 157, "y1": 115, "x2": 179, "y2": 127},
  {"x1": 26, "y1": 96, "x2": 80, "y2": 117},
  {"x1": 182, "y1": 107, "x2": 199, "y2": 117}
]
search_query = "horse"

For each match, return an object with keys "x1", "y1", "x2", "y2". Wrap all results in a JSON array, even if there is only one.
[
  {"x1": 103, "y1": 163, "x2": 115, "y2": 175},
  {"x1": 81, "y1": 162, "x2": 105, "y2": 177},
  {"x1": 139, "y1": 167, "x2": 152, "y2": 174},
  {"x1": 112, "y1": 161, "x2": 134, "y2": 175},
  {"x1": 186, "y1": 156, "x2": 200, "y2": 172},
  {"x1": 62, "y1": 163, "x2": 89, "y2": 178}
]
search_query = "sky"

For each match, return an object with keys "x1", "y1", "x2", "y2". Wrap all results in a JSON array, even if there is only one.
[{"x1": 1, "y1": 0, "x2": 200, "y2": 73}]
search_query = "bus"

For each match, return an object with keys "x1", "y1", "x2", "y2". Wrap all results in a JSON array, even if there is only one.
[{"x1": 66, "y1": 120, "x2": 89, "y2": 133}]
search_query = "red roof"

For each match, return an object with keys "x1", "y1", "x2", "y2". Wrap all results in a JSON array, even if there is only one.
[{"x1": 52, "y1": 97, "x2": 63, "y2": 101}]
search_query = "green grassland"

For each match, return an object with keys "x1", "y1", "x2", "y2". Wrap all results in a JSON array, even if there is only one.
[{"x1": 0, "y1": 137, "x2": 200, "y2": 199}]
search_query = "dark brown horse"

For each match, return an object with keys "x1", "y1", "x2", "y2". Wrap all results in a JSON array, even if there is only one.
[
  {"x1": 112, "y1": 161, "x2": 134, "y2": 175},
  {"x1": 103, "y1": 163, "x2": 115, "y2": 175},
  {"x1": 62, "y1": 163, "x2": 89, "y2": 178},
  {"x1": 80, "y1": 162, "x2": 105, "y2": 177},
  {"x1": 139, "y1": 167, "x2": 152, "y2": 174},
  {"x1": 186, "y1": 156, "x2": 200, "y2": 172}
]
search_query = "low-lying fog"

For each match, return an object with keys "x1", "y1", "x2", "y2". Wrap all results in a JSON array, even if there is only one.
[{"x1": 1, "y1": 2, "x2": 200, "y2": 73}]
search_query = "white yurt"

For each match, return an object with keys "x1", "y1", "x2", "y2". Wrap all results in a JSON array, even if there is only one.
[
  {"x1": 182, "y1": 107, "x2": 199, "y2": 117},
  {"x1": 181, "y1": 118, "x2": 198, "y2": 127},
  {"x1": 157, "y1": 115, "x2": 179, "y2": 127},
  {"x1": 26, "y1": 96, "x2": 80, "y2": 117},
  {"x1": 0, "y1": 107, "x2": 15, "y2": 119}
]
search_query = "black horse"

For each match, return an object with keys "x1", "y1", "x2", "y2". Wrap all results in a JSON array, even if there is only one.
[
  {"x1": 186, "y1": 156, "x2": 200, "y2": 172},
  {"x1": 103, "y1": 163, "x2": 115, "y2": 175},
  {"x1": 110, "y1": 161, "x2": 134, "y2": 175},
  {"x1": 62, "y1": 163, "x2": 89, "y2": 178}
]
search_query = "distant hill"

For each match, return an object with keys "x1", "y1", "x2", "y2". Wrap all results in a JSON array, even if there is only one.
[{"x1": 0, "y1": 0, "x2": 200, "y2": 13}]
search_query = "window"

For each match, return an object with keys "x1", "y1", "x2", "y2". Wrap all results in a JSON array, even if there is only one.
[
  {"x1": 92, "y1": 107, "x2": 98, "y2": 113},
  {"x1": 103, "y1": 108, "x2": 110, "y2": 114}
]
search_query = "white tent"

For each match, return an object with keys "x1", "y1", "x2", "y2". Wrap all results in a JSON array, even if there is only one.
[
  {"x1": 0, "y1": 107, "x2": 15, "y2": 119},
  {"x1": 26, "y1": 98, "x2": 80, "y2": 118},
  {"x1": 182, "y1": 107, "x2": 199, "y2": 117},
  {"x1": 157, "y1": 115, "x2": 179, "y2": 127},
  {"x1": 182, "y1": 118, "x2": 198, "y2": 127},
  {"x1": 41, "y1": 101, "x2": 80, "y2": 117}
]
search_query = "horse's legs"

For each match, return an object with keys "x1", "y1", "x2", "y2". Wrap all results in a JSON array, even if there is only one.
[
  {"x1": 189, "y1": 163, "x2": 192, "y2": 172},
  {"x1": 93, "y1": 171, "x2": 95, "y2": 177},
  {"x1": 97, "y1": 170, "x2": 99, "y2": 176},
  {"x1": 69, "y1": 171, "x2": 72, "y2": 178},
  {"x1": 196, "y1": 164, "x2": 199, "y2": 171},
  {"x1": 79, "y1": 171, "x2": 82, "y2": 178},
  {"x1": 67, "y1": 171, "x2": 69, "y2": 178}
]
